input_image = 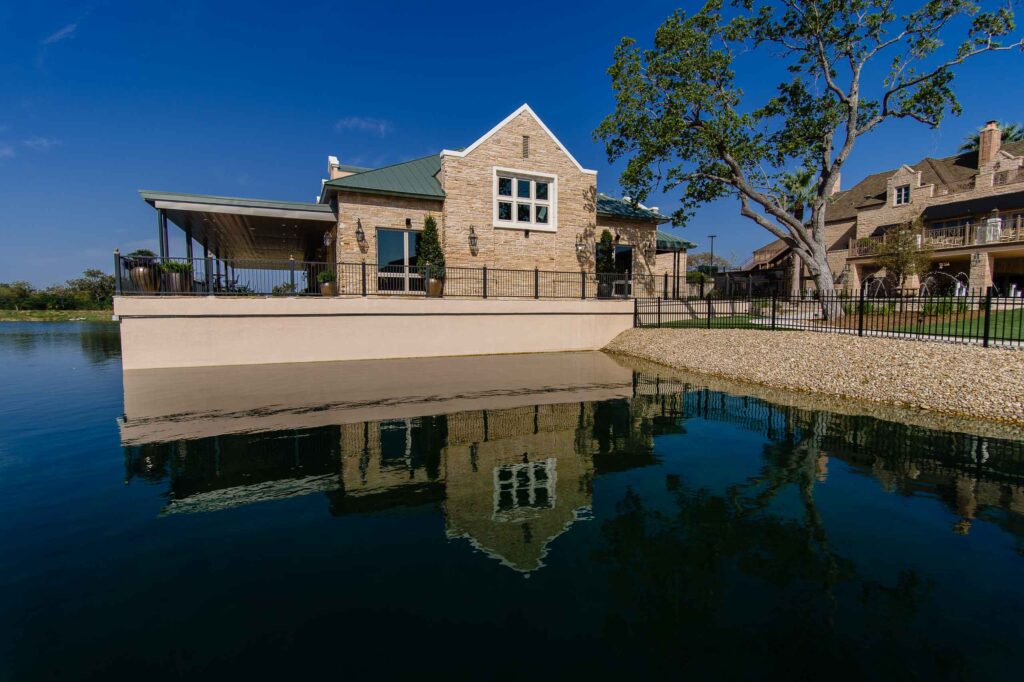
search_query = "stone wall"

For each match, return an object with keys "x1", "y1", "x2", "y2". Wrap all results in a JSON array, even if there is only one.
[
  {"x1": 334, "y1": 191, "x2": 443, "y2": 267},
  {"x1": 440, "y1": 110, "x2": 598, "y2": 272}
]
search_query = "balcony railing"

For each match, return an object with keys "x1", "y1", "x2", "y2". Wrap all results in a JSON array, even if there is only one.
[
  {"x1": 114, "y1": 254, "x2": 664, "y2": 300},
  {"x1": 849, "y1": 214, "x2": 1024, "y2": 256}
]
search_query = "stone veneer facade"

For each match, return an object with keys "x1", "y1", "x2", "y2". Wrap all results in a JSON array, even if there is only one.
[{"x1": 329, "y1": 106, "x2": 670, "y2": 293}]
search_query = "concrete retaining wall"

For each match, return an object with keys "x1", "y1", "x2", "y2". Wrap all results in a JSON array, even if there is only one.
[{"x1": 113, "y1": 296, "x2": 635, "y2": 370}]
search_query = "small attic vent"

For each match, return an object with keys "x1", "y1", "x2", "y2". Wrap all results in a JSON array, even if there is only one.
[{"x1": 522, "y1": 135, "x2": 529, "y2": 159}]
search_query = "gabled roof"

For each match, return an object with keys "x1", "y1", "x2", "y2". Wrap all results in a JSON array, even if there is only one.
[
  {"x1": 596, "y1": 193, "x2": 669, "y2": 222},
  {"x1": 321, "y1": 154, "x2": 445, "y2": 202},
  {"x1": 656, "y1": 230, "x2": 697, "y2": 251},
  {"x1": 441, "y1": 103, "x2": 598, "y2": 175},
  {"x1": 826, "y1": 139, "x2": 1024, "y2": 222}
]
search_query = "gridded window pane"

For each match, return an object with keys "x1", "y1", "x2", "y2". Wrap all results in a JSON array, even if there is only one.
[
  {"x1": 535, "y1": 205, "x2": 549, "y2": 224},
  {"x1": 517, "y1": 204, "x2": 531, "y2": 222},
  {"x1": 498, "y1": 177, "x2": 512, "y2": 196},
  {"x1": 535, "y1": 182, "x2": 548, "y2": 201},
  {"x1": 498, "y1": 202, "x2": 512, "y2": 221},
  {"x1": 517, "y1": 179, "x2": 531, "y2": 198}
]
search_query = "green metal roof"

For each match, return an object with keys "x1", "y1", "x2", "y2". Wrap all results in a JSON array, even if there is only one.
[
  {"x1": 321, "y1": 154, "x2": 445, "y2": 201},
  {"x1": 140, "y1": 190, "x2": 335, "y2": 214},
  {"x1": 656, "y1": 230, "x2": 697, "y2": 251},
  {"x1": 596, "y1": 193, "x2": 668, "y2": 222}
]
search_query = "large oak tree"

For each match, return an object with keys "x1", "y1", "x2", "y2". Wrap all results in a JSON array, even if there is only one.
[{"x1": 597, "y1": 0, "x2": 1022, "y2": 313}]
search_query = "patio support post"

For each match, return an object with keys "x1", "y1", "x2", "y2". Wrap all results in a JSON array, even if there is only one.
[
  {"x1": 113, "y1": 249, "x2": 122, "y2": 296},
  {"x1": 289, "y1": 256, "x2": 296, "y2": 292},
  {"x1": 205, "y1": 255, "x2": 214, "y2": 294},
  {"x1": 185, "y1": 228, "x2": 194, "y2": 262},
  {"x1": 157, "y1": 209, "x2": 168, "y2": 259}
]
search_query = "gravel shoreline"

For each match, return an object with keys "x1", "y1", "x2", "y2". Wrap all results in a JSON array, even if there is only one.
[{"x1": 606, "y1": 329, "x2": 1024, "y2": 425}]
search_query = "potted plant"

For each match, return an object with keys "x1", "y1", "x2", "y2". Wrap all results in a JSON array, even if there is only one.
[
  {"x1": 160, "y1": 260, "x2": 193, "y2": 293},
  {"x1": 596, "y1": 229, "x2": 616, "y2": 298},
  {"x1": 125, "y1": 249, "x2": 159, "y2": 293},
  {"x1": 420, "y1": 214, "x2": 445, "y2": 297},
  {"x1": 317, "y1": 269, "x2": 338, "y2": 297}
]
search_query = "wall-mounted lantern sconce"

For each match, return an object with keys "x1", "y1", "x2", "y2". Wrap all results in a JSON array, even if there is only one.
[
  {"x1": 524, "y1": 230, "x2": 530, "y2": 238},
  {"x1": 614, "y1": 232, "x2": 621, "y2": 244},
  {"x1": 406, "y1": 218, "x2": 412, "y2": 229},
  {"x1": 575, "y1": 233, "x2": 588, "y2": 257},
  {"x1": 468, "y1": 226, "x2": 478, "y2": 250},
  {"x1": 355, "y1": 219, "x2": 365, "y2": 243},
  {"x1": 323, "y1": 230, "x2": 334, "y2": 247}
]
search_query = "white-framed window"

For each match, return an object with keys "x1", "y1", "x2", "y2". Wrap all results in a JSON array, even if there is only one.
[
  {"x1": 894, "y1": 184, "x2": 911, "y2": 206},
  {"x1": 493, "y1": 167, "x2": 556, "y2": 232},
  {"x1": 492, "y1": 457, "x2": 557, "y2": 521}
]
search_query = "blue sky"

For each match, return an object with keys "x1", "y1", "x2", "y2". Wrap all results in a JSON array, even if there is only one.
[{"x1": 1, "y1": 0, "x2": 1021, "y2": 284}]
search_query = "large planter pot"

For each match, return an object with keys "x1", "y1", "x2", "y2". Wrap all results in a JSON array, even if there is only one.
[
  {"x1": 130, "y1": 265, "x2": 159, "y2": 293},
  {"x1": 426, "y1": 277, "x2": 444, "y2": 298},
  {"x1": 320, "y1": 282, "x2": 338, "y2": 297},
  {"x1": 162, "y1": 272, "x2": 191, "y2": 293}
]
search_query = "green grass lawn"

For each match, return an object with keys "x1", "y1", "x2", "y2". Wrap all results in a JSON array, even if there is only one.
[
  {"x1": 900, "y1": 308, "x2": 1024, "y2": 340},
  {"x1": 656, "y1": 314, "x2": 760, "y2": 329},
  {"x1": 0, "y1": 310, "x2": 114, "y2": 322}
]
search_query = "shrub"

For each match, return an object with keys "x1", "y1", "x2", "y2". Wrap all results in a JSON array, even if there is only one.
[
  {"x1": 922, "y1": 298, "x2": 968, "y2": 316},
  {"x1": 271, "y1": 282, "x2": 296, "y2": 296},
  {"x1": 596, "y1": 229, "x2": 615, "y2": 275},
  {"x1": 316, "y1": 269, "x2": 337, "y2": 284},
  {"x1": 419, "y1": 215, "x2": 445, "y2": 279},
  {"x1": 160, "y1": 261, "x2": 193, "y2": 274}
]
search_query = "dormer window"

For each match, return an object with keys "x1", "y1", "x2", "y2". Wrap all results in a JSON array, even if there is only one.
[
  {"x1": 894, "y1": 184, "x2": 911, "y2": 206},
  {"x1": 494, "y1": 167, "x2": 556, "y2": 231}
]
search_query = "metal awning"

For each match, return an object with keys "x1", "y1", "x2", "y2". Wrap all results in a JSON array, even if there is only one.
[
  {"x1": 921, "y1": 190, "x2": 1024, "y2": 221},
  {"x1": 140, "y1": 190, "x2": 336, "y2": 262}
]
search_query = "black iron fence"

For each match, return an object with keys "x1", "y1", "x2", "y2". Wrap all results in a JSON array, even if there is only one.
[
  {"x1": 635, "y1": 288, "x2": 1024, "y2": 348},
  {"x1": 114, "y1": 252, "x2": 661, "y2": 299}
]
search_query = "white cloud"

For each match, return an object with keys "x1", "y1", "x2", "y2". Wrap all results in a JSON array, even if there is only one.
[
  {"x1": 42, "y1": 23, "x2": 78, "y2": 45},
  {"x1": 335, "y1": 116, "x2": 393, "y2": 137},
  {"x1": 0, "y1": 145, "x2": 15, "y2": 159},
  {"x1": 23, "y1": 136, "x2": 61, "y2": 151}
]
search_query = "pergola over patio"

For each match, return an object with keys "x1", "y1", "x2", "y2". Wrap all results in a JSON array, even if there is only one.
[{"x1": 140, "y1": 190, "x2": 337, "y2": 264}]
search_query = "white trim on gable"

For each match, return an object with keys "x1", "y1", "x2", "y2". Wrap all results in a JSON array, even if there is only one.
[{"x1": 440, "y1": 104, "x2": 599, "y2": 175}]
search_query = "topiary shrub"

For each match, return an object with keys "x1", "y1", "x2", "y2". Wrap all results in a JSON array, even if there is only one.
[{"x1": 420, "y1": 215, "x2": 445, "y2": 280}]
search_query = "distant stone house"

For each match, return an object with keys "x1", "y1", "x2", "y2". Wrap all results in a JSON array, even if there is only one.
[
  {"x1": 318, "y1": 105, "x2": 694, "y2": 294},
  {"x1": 737, "y1": 121, "x2": 1024, "y2": 295}
]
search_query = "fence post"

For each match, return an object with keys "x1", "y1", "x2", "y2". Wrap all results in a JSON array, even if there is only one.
[
  {"x1": 534, "y1": 267, "x2": 539, "y2": 299},
  {"x1": 663, "y1": 272, "x2": 668, "y2": 300},
  {"x1": 360, "y1": 261, "x2": 367, "y2": 297},
  {"x1": 205, "y1": 255, "x2": 214, "y2": 293},
  {"x1": 983, "y1": 286, "x2": 993, "y2": 348},
  {"x1": 771, "y1": 292, "x2": 777, "y2": 331},
  {"x1": 857, "y1": 283, "x2": 866, "y2": 337},
  {"x1": 633, "y1": 297, "x2": 638, "y2": 327},
  {"x1": 657, "y1": 297, "x2": 662, "y2": 327},
  {"x1": 580, "y1": 270, "x2": 586, "y2": 299},
  {"x1": 113, "y1": 250, "x2": 122, "y2": 296},
  {"x1": 706, "y1": 293, "x2": 712, "y2": 329},
  {"x1": 482, "y1": 265, "x2": 488, "y2": 299},
  {"x1": 289, "y1": 256, "x2": 296, "y2": 292}
]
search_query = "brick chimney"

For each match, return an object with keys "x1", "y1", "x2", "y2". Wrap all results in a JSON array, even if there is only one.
[
  {"x1": 328, "y1": 155, "x2": 356, "y2": 180},
  {"x1": 978, "y1": 121, "x2": 1002, "y2": 167}
]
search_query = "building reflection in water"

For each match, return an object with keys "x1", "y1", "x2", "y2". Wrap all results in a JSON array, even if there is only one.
[{"x1": 121, "y1": 353, "x2": 1024, "y2": 574}]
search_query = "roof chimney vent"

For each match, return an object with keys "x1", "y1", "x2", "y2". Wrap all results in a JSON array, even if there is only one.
[{"x1": 978, "y1": 121, "x2": 1002, "y2": 168}]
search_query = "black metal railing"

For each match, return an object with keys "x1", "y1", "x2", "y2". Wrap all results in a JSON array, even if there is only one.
[
  {"x1": 114, "y1": 252, "x2": 665, "y2": 300},
  {"x1": 635, "y1": 287, "x2": 1024, "y2": 348}
]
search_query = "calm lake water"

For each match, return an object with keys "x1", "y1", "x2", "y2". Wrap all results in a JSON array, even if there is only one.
[{"x1": 2, "y1": 322, "x2": 1024, "y2": 680}]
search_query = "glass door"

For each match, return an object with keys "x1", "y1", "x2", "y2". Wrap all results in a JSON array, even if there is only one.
[{"x1": 376, "y1": 228, "x2": 423, "y2": 293}]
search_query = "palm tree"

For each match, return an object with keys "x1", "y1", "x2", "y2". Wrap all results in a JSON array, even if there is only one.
[
  {"x1": 959, "y1": 122, "x2": 1024, "y2": 153},
  {"x1": 780, "y1": 167, "x2": 817, "y2": 223}
]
